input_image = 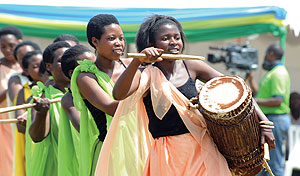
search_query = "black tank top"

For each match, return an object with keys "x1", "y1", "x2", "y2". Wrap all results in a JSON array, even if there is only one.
[
  {"x1": 83, "y1": 100, "x2": 107, "y2": 141},
  {"x1": 82, "y1": 60, "x2": 127, "y2": 141},
  {"x1": 143, "y1": 60, "x2": 198, "y2": 139}
]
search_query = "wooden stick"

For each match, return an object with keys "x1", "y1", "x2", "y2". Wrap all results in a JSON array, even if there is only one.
[
  {"x1": 127, "y1": 53, "x2": 205, "y2": 61},
  {"x1": 264, "y1": 143, "x2": 270, "y2": 161},
  {"x1": 0, "y1": 119, "x2": 18, "y2": 124},
  {"x1": 0, "y1": 98, "x2": 61, "y2": 114},
  {"x1": 0, "y1": 112, "x2": 28, "y2": 124},
  {"x1": 263, "y1": 159, "x2": 274, "y2": 176},
  {"x1": 262, "y1": 143, "x2": 274, "y2": 176}
]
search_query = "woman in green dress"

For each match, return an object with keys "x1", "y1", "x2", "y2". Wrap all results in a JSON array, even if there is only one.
[{"x1": 70, "y1": 14, "x2": 129, "y2": 176}]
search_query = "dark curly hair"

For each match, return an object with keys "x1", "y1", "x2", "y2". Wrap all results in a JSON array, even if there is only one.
[
  {"x1": 13, "y1": 40, "x2": 41, "y2": 61},
  {"x1": 0, "y1": 26, "x2": 23, "y2": 39},
  {"x1": 41, "y1": 41, "x2": 70, "y2": 75},
  {"x1": 61, "y1": 44, "x2": 91, "y2": 79},
  {"x1": 22, "y1": 50, "x2": 42, "y2": 69},
  {"x1": 43, "y1": 41, "x2": 71, "y2": 64},
  {"x1": 53, "y1": 34, "x2": 79, "y2": 45},
  {"x1": 136, "y1": 14, "x2": 186, "y2": 52},
  {"x1": 86, "y1": 14, "x2": 119, "y2": 49}
]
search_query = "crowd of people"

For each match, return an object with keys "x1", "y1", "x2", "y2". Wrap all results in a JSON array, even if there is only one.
[{"x1": 0, "y1": 13, "x2": 292, "y2": 176}]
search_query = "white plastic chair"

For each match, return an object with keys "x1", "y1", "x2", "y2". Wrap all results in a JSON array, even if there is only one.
[{"x1": 285, "y1": 125, "x2": 300, "y2": 176}]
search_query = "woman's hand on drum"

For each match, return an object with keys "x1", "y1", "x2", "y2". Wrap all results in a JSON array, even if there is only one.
[
  {"x1": 260, "y1": 121, "x2": 276, "y2": 149},
  {"x1": 253, "y1": 100, "x2": 276, "y2": 149},
  {"x1": 140, "y1": 47, "x2": 164, "y2": 63}
]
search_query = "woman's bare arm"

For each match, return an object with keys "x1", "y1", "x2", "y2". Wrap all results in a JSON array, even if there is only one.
[
  {"x1": 253, "y1": 99, "x2": 276, "y2": 149},
  {"x1": 61, "y1": 93, "x2": 80, "y2": 132},
  {"x1": 186, "y1": 60, "x2": 223, "y2": 82},
  {"x1": 0, "y1": 89, "x2": 6, "y2": 103},
  {"x1": 113, "y1": 59, "x2": 142, "y2": 100},
  {"x1": 15, "y1": 88, "x2": 26, "y2": 133},
  {"x1": 113, "y1": 47, "x2": 163, "y2": 100},
  {"x1": 29, "y1": 95, "x2": 51, "y2": 142},
  {"x1": 77, "y1": 73, "x2": 118, "y2": 116},
  {"x1": 7, "y1": 75, "x2": 23, "y2": 102}
]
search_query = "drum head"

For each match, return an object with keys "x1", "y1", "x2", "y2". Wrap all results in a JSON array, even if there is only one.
[{"x1": 199, "y1": 75, "x2": 251, "y2": 115}]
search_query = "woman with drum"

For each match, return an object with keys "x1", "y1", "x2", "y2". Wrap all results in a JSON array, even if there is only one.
[
  {"x1": 108, "y1": 14, "x2": 232, "y2": 175},
  {"x1": 95, "y1": 14, "x2": 275, "y2": 176}
]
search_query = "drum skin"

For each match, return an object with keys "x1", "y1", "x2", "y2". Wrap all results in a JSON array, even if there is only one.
[{"x1": 199, "y1": 75, "x2": 264, "y2": 176}]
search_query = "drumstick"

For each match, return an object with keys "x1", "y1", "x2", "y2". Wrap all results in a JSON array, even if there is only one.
[
  {"x1": 0, "y1": 111, "x2": 28, "y2": 124},
  {"x1": 263, "y1": 159, "x2": 274, "y2": 176},
  {"x1": 0, "y1": 119, "x2": 18, "y2": 124},
  {"x1": 0, "y1": 98, "x2": 61, "y2": 114},
  {"x1": 262, "y1": 143, "x2": 274, "y2": 176},
  {"x1": 264, "y1": 143, "x2": 270, "y2": 161},
  {"x1": 127, "y1": 53, "x2": 205, "y2": 61}
]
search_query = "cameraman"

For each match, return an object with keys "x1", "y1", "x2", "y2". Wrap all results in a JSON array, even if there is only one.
[{"x1": 246, "y1": 43, "x2": 290, "y2": 176}]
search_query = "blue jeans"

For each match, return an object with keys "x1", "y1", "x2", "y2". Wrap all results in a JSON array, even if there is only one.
[{"x1": 257, "y1": 114, "x2": 291, "y2": 176}]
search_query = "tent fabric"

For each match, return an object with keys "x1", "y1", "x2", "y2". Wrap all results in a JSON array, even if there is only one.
[{"x1": 0, "y1": 5, "x2": 286, "y2": 43}]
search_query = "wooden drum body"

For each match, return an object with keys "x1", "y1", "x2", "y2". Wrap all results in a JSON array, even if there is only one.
[{"x1": 199, "y1": 75, "x2": 263, "y2": 176}]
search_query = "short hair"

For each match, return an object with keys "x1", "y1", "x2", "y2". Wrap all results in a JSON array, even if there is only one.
[
  {"x1": 267, "y1": 43, "x2": 284, "y2": 60},
  {"x1": 86, "y1": 14, "x2": 119, "y2": 49},
  {"x1": 13, "y1": 40, "x2": 41, "y2": 61},
  {"x1": 42, "y1": 41, "x2": 71, "y2": 64},
  {"x1": 38, "y1": 60, "x2": 47, "y2": 74},
  {"x1": 53, "y1": 34, "x2": 79, "y2": 45},
  {"x1": 61, "y1": 44, "x2": 91, "y2": 79},
  {"x1": 22, "y1": 50, "x2": 42, "y2": 69},
  {"x1": 290, "y1": 92, "x2": 300, "y2": 120},
  {"x1": 136, "y1": 14, "x2": 186, "y2": 52},
  {"x1": 0, "y1": 26, "x2": 23, "y2": 39}
]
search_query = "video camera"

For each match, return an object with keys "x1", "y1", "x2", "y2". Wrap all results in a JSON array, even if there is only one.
[{"x1": 207, "y1": 43, "x2": 258, "y2": 74}]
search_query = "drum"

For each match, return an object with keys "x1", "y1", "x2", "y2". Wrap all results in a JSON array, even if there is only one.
[{"x1": 199, "y1": 75, "x2": 264, "y2": 176}]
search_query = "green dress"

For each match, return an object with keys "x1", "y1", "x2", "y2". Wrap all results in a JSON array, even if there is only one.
[
  {"x1": 25, "y1": 82, "x2": 64, "y2": 176},
  {"x1": 57, "y1": 91, "x2": 80, "y2": 176},
  {"x1": 71, "y1": 60, "x2": 113, "y2": 176}
]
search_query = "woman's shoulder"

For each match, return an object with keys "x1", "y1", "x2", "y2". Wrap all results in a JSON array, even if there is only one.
[
  {"x1": 0, "y1": 57, "x2": 8, "y2": 68},
  {"x1": 16, "y1": 87, "x2": 25, "y2": 104},
  {"x1": 183, "y1": 59, "x2": 204, "y2": 66},
  {"x1": 179, "y1": 59, "x2": 198, "y2": 71},
  {"x1": 119, "y1": 57, "x2": 132, "y2": 66},
  {"x1": 61, "y1": 92, "x2": 74, "y2": 109},
  {"x1": 8, "y1": 74, "x2": 22, "y2": 85},
  {"x1": 78, "y1": 71, "x2": 97, "y2": 77},
  {"x1": 77, "y1": 72, "x2": 97, "y2": 83},
  {"x1": 183, "y1": 59, "x2": 210, "y2": 72}
]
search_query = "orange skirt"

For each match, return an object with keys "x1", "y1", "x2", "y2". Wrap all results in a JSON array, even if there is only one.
[
  {"x1": 0, "y1": 113, "x2": 13, "y2": 176},
  {"x1": 143, "y1": 133, "x2": 231, "y2": 176}
]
